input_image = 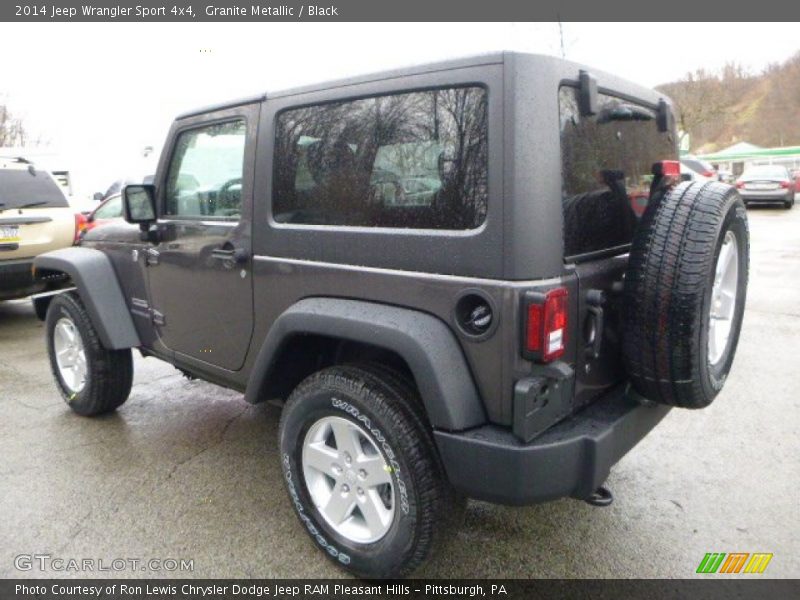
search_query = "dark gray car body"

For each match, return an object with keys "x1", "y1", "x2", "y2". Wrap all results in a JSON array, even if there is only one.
[{"x1": 34, "y1": 52, "x2": 674, "y2": 504}]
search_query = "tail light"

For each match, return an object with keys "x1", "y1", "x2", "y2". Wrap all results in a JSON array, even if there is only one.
[
  {"x1": 702, "y1": 170, "x2": 715, "y2": 178},
  {"x1": 523, "y1": 287, "x2": 568, "y2": 363},
  {"x1": 74, "y1": 213, "x2": 88, "y2": 244},
  {"x1": 653, "y1": 160, "x2": 681, "y2": 179},
  {"x1": 780, "y1": 180, "x2": 791, "y2": 189},
  {"x1": 736, "y1": 181, "x2": 745, "y2": 189}
]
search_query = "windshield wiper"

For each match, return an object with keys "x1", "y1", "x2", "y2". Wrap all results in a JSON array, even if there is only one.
[{"x1": 597, "y1": 103, "x2": 655, "y2": 124}]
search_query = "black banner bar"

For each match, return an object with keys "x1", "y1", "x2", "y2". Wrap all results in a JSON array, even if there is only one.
[
  {"x1": 3, "y1": 0, "x2": 800, "y2": 22},
  {"x1": 1, "y1": 579, "x2": 798, "y2": 600}
]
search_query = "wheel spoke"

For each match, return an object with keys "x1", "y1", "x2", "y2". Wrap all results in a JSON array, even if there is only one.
[
  {"x1": 304, "y1": 442, "x2": 339, "y2": 477},
  {"x1": 718, "y1": 288, "x2": 736, "y2": 316},
  {"x1": 360, "y1": 489, "x2": 392, "y2": 532},
  {"x1": 324, "y1": 488, "x2": 356, "y2": 525},
  {"x1": 330, "y1": 420, "x2": 362, "y2": 460},
  {"x1": 358, "y1": 454, "x2": 393, "y2": 487}
]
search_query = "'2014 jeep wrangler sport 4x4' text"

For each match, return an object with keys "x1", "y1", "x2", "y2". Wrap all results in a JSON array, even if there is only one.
[{"x1": 33, "y1": 53, "x2": 749, "y2": 578}]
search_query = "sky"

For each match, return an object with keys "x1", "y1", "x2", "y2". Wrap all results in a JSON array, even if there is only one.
[{"x1": 1, "y1": 22, "x2": 798, "y2": 199}]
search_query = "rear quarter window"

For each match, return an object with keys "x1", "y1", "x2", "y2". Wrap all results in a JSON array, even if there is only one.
[
  {"x1": 559, "y1": 86, "x2": 677, "y2": 259},
  {"x1": 272, "y1": 86, "x2": 488, "y2": 230}
]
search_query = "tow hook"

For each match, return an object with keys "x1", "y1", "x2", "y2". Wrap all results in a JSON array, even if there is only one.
[{"x1": 585, "y1": 486, "x2": 613, "y2": 507}]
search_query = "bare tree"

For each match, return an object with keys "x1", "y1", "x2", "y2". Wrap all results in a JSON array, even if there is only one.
[
  {"x1": 658, "y1": 71, "x2": 728, "y2": 149},
  {"x1": 0, "y1": 103, "x2": 27, "y2": 147}
]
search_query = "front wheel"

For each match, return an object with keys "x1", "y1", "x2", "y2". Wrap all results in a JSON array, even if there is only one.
[
  {"x1": 278, "y1": 365, "x2": 453, "y2": 578},
  {"x1": 46, "y1": 292, "x2": 133, "y2": 416}
]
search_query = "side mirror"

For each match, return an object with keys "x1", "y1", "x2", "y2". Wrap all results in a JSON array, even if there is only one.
[
  {"x1": 92, "y1": 192, "x2": 104, "y2": 202},
  {"x1": 122, "y1": 184, "x2": 157, "y2": 226}
]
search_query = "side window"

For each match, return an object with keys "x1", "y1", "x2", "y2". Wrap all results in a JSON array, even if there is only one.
[
  {"x1": 273, "y1": 86, "x2": 488, "y2": 229},
  {"x1": 559, "y1": 87, "x2": 677, "y2": 258},
  {"x1": 93, "y1": 195, "x2": 123, "y2": 219},
  {"x1": 164, "y1": 120, "x2": 246, "y2": 219}
]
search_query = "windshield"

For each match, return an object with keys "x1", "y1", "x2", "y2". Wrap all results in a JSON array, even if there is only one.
[
  {"x1": 741, "y1": 165, "x2": 788, "y2": 180},
  {"x1": 0, "y1": 168, "x2": 69, "y2": 210}
]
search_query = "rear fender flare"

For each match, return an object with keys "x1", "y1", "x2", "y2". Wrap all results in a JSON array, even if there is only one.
[{"x1": 244, "y1": 298, "x2": 486, "y2": 431}]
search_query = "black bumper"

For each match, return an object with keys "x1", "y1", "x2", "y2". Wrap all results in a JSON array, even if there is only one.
[
  {"x1": 0, "y1": 259, "x2": 39, "y2": 299},
  {"x1": 434, "y1": 386, "x2": 671, "y2": 505}
]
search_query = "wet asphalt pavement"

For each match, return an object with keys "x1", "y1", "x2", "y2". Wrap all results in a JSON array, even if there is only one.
[{"x1": 1, "y1": 203, "x2": 798, "y2": 579}]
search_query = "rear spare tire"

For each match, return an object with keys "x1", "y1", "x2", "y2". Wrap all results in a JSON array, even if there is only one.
[{"x1": 622, "y1": 181, "x2": 749, "y2": 408}]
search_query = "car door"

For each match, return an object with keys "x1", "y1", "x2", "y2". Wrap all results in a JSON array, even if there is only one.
[{"x1": 144, "y1": 105, "x2": 257, "y2": 371}]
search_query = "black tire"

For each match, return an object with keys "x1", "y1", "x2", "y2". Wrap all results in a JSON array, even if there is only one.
[
  {"x1": 278, "y1": 364, "x2": 452, "y2": 578},
  {"x1": 622, "y1": 181, "x2": 749, "y2": 408},
  {"x1": 46, "y1": 292, "x2": 133, "y2": 416},
  {"x1": 785, "y1": 196, "x2": 794, "y2": 209}
]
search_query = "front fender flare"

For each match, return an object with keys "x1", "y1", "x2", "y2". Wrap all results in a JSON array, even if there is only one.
[
  {"x1": 33, "y1": 247, "x2": 140, "y2": 350},
  {"x1": 244, "y1": 298, "x2": 486, "y2": 431}
]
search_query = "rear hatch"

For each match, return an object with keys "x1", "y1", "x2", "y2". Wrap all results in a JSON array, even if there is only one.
[
  {"x1": 0, "y1": 162, "x2": 75, "y2": 260},
  {"x1": 558, "y1": 85, "x2": 678, "y2": 409}
]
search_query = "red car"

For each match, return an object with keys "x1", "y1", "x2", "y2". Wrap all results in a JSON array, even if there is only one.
[{"x1": 83, "y1": 193, "x2": 123, "y2": 233}]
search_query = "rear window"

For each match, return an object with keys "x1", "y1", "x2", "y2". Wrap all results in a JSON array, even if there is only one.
[
  {"x1": 273, "y1": 86, "x2": 488, "y2": 230},
  {"x1": 0, "y1": 167, "x2": 69, "y2": 210},
  {"x1": 559, "y1": 86, "x2": 677, "y2": 259},
  {"x1": 742, "y1": 165, "x2": 788, "y2": 179}
]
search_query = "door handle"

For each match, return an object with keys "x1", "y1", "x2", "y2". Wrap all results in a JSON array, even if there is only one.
[{"x1": 211, "y1": 246, "x2": 248, "y2": 264}]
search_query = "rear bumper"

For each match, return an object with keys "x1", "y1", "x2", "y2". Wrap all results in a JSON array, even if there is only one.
[
  {"x1": 434, "y1": 386, "x2": 671, "y2": 505},
  {"x1": 740, "y1": 189, "x2": 793, "y2": 202},
  {"x1": 0, "y1": 259, "x2": 41, "y2": 299}
]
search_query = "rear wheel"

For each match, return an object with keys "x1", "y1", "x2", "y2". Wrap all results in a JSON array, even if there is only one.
[
  {"x1": 46, "y1": 293, "x2": 133, "y2": 416},
  {"x1": 622, "y1": 181, "x2": 749, "y2": 408},
  {"x1": 278, "y1": 364, "x2": 452, "y2": 578}
]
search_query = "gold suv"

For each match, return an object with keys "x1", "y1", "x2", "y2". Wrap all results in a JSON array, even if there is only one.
[{"x1": 1, "y1": 158, "x2": 78, "y2": 304}]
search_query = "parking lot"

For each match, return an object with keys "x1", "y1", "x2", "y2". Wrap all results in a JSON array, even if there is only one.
[{"x1": 1, "y1": 203, "x2": 798, "y2": 579}]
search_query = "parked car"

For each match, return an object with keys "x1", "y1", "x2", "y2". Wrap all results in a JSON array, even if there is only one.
[
  {"x1": 83, "y1": 193, "x2": 124, "y2": 234},
  {"x1": 791, "y1": 168, "x2": 800, "y2": 192},
  {"x1": 32, "y1": 53, "x2": 749, "y2": 578},
  {"x1": 0, "y1": 157, "x2": 83, "y2": 309},
  {"x1": 736, "y1": 164, "x2": 795, "y2": 209},
  {"x1": 680, "y1": 161, "x2": 715, "y2": 183},
  {"x1": 680, "y1": 157, "x2": 717, "y2": 180}
]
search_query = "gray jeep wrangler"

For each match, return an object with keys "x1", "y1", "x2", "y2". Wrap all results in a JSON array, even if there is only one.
[{"x1": 33, "y1": 53, "x2": 749, "y2": 578}]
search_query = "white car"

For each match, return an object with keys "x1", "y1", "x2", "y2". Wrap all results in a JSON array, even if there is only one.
[{"x1": 680, "y1": 161, "x2": 716, "y2": 182}]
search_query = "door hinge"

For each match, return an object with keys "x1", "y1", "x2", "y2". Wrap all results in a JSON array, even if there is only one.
[
  {"x1": 145, "y1": 248, "x2": 160, "y2": 266},
  {"x1": 150, "y1": 309, "x2": 166, "y2": 326}
]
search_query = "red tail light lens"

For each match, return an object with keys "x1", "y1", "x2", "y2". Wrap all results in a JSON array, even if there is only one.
[
  {"x1": 652, "y1": 160, "x2": 681, "y2": 179},
  {"x1": 702, "y1": 170, "x2": 715, "y2": 178},
  {"x1": 74, "y1": 213, "x2": 88, "y2": 243},
  {"x1": 780, "y1": 180, "x2": 790, "y2": 189},
  {"x1": 660, "y1": 160, "x2": 681, "y2": 178},
  {"x1": 524, "y1": 287, "x2": 568, "y2": 363},
  {"x1": 736, "y1": 181, "x2": 745, "y2": 189}
]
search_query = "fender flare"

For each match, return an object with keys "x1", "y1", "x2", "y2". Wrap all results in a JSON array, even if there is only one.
[
  {"x1": 244, "y1": 298, "x2": 486, "y2": 431},
  {"x1": 33, "y1": 247, "x2": 140, "y2": 350}
]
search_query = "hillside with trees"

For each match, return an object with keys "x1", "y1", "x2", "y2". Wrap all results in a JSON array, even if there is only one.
[{"x1": 656, "y1": 52, "x2": 800, "y2": 153}]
